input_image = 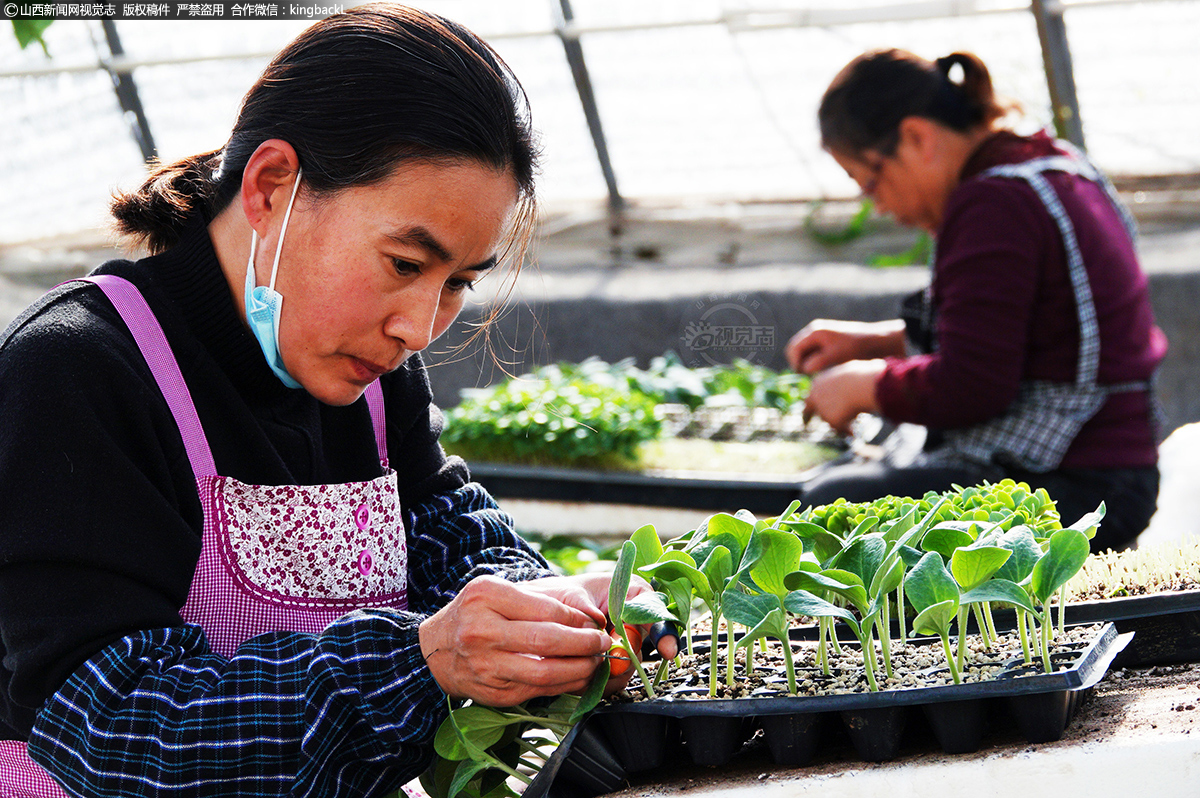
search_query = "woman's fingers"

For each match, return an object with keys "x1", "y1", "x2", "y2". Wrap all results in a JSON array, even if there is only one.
[
  {"x1": 419, "y1": 572, "x2": 673, "y2": 705},
  {"x1": 419, "y1": 575, "x2": 613, "y2": 704}
]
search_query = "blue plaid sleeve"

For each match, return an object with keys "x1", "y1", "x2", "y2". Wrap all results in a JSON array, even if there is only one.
[
  {"x1": 28, "y1": 484, "x2": 551, "y2": 797},
  {"x1": 403, "y1": 481, "x2": 555, "y2": 614},
  {"x1": 29, "y1": 610, "x2": 441, "y2": 797}
]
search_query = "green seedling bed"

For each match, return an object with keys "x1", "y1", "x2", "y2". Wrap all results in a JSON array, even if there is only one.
[{"x1": 523, "y1": 624, "x2": 1130, "y2": 798}]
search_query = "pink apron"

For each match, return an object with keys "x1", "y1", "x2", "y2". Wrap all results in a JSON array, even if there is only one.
[{"x1": 0, "y1": 274, "x2": 409, "y2": 796}]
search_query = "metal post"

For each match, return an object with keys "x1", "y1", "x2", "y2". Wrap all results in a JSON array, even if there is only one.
[
  {"x1": 554, "y1": 0, "x2": 626, "y2": 231},
  {"x1": 1030, "y1": 0, "x2": 1086, "y2": 150},
  {"x1": 100, "y1": 20, "x2": 158, "y2": 163}
]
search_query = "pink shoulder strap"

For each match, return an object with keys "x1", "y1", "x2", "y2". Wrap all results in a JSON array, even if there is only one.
[
  {"x1": 365, "y1": 379, "x2": 389, "y2": 468},
  {"x1": 87, "y1": 275, "x2": 218, "y2": 478},
  {"x1": 85, "y1": 275, "x2": 390, "y2": 473}
]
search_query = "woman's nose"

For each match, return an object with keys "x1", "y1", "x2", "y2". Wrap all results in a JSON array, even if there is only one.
[{"x1": 384, "y1": 282, "x2": 440, "y2": 353}]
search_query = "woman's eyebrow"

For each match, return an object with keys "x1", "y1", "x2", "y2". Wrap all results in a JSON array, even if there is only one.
[
  {"x1": 387, "y1": 227, "x2": 454, "y2": 262},
  {"x1": 386, "y1": 226, "x2": 497, "y2": 271}
]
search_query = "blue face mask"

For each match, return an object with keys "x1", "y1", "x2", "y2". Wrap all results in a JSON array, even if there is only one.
[{"x1": 244, "y1": 168, "x2": 303, "y2": 389}]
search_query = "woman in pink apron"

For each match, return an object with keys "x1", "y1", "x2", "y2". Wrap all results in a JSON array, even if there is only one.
[{"x1": 0, "y1": 7, "x2": 672, "y2": 797}]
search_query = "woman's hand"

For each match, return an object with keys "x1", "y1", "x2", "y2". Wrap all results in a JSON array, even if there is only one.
[
  {"x1": 418, "y1": 573, "x2": 677, "y2": 706},
  {"x1": 803, "y1": 358, "x2": 887, "y2": 436},
  {"x1": 786, "y1": 318, "x2": 907, "y2": 374}
]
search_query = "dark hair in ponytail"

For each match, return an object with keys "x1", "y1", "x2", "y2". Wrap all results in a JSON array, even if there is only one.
[
  {"x1": 818, "y1": 48, "x2": 1013, "y2": 158},
  {"x1": 111, "y1": 4, "x2": 540, "y2": 258}
]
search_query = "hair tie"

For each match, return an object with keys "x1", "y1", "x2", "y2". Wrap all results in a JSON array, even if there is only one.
[{"x1": 935, "y1": 55, "x2": 961, "y2": 84}]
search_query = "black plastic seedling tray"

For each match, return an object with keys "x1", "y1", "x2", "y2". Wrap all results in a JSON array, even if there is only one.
[
  {"x1": 788, "y1": 589, "x2": 1200, "y2": 668},
  {"x1": 524, "y1": 624, "x2": 1131, "y2": 798},
  {"x1": 1060, "y1": 589, "x2": 1200, "y2": 667}
]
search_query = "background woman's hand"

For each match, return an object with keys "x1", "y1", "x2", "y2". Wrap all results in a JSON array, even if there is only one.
[
  {"x1": 785, "y1": 318, "x2": 907, "y2": 374},
  {"x1": 803, "y1": 358, "x2": 887, "y2": 436},
  {"x1": 418, "y1": 572, "x2": 677, "y2": 706}
]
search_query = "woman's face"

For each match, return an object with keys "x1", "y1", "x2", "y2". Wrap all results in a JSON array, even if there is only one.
[
  {"x1": 831, "y1": 124, "x2": 954, "y2": 233},
  {"x1": 259, "y1": 159, "x2": 519, "y2": 406}
]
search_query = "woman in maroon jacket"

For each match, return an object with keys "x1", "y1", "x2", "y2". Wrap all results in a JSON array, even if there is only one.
[{"x1": 789, "y1": 48, "x2": 1167, "y2": 551}]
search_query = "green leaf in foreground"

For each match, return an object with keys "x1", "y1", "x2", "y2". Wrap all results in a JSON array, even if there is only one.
[
  {"x1": 904, "y1": 552, "x2": 960, "y2": 633},
  {"x1": 950, "y1": 545, "x2": 1012, "y2": 592},
  {"x1": 959, "y1": 578, "x2": 1040, "y2": 616},
  {"x1": 750, "y1": 528, "x2": 803, "y2": 599},
  {"x1": 994, "y1": 526, "x2": 1042, "y2": 584},
  {"x1": 570, "y1": 659, "x2": 609, "y2": 725},
  {"x1": 1031, "y1": 528, "x2": 1090, "y2": 603},
  {"x1": 607, "y1": 539, "x2": 637, "y2": 622}
]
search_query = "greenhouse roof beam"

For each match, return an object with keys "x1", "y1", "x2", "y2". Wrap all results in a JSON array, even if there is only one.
[{"x1": 554, "y1": 0, "x2": 625, "y2": 227}]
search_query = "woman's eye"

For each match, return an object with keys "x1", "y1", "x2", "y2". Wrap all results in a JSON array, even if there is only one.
[
  {"x1": 392, "y1": 258, "x2": 421, "y2": 276},
  {"x1": 446, "y1": 277, "x2": 476, "y2": 294}
]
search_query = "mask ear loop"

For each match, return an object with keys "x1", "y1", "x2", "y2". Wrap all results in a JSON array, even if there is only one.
[
  {"x1": 245, "y1": 166, "x2": 303, "y2": 292},
  {"x1": 268, "y1": 167, "x2": 303, "y2": 292}
]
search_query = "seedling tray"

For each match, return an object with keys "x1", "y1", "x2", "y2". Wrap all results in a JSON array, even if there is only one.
[
  {"x1": 469, "y1": 462, "x2": 803, "y2": 515},
  {"x1": 524, "y1": 624, "x2": 1130, "y2": 798},
  {"x1": 1060, "y1": 589, "x2": 1200, "y2": 667},
  {"x1": 786, "y1": 589, "x2": 1200, "y2": 668}
]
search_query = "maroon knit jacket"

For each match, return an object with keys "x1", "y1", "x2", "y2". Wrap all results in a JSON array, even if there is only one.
[{"x1": 875, "y1": 130, "x2": 1167, "y2": 469}]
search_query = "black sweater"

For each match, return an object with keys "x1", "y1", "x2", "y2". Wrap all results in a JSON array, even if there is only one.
[{"x1": 0, "y1": 214, "x2": 469, "y2": 735}]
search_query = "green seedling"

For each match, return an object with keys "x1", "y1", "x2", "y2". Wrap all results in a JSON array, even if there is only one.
[
  {"x1": 426, "y1": 688, "x2": 602, "y2": 798},
  {"x1": 1030, "y1": 526, "x2": 1091, "y2": 673},
  {"x1": 905, "y1": 551, "x2": 964, "y2": 683},
  {"x1": 1054, "y1": 502, "x2": 1106, "y2": 634},
  {"x1": 949, "y1": 540, "x2": 1012, "y2": 658},
  {"x1": 608, "y1": 540, "x2": 677, "y2": 698},
  {"x1": 785, "y1": 564, "x2": 884, "y2": 690},
  {"x1": 783, "y1": 587, "x2": 873, "y2": 688},
  {"x1": 642, "y1": 543, "x2": 732, "y2": 697},
  {"x1": 994, "y1": 525, "x2": 1043, "y2": 662},
  {"x1": 723, "y1": 590, "x2": 798, "y2": 693},
  {"x1": 721, "y1": 525, "x2": 768, "y2": 687},
  {"x1": 712, "y1": 527, "x2": 806, "y2": 690}
]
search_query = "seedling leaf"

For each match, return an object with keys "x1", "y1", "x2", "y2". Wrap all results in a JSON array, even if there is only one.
[
  {"x1": 950, "y1": 545, "x2": 1012, "y2": 592},
  {"x1": 723, "y1": 588, "x2": 779, "y2": 630},
  {"x1": 1031, "y1": 527, "x2": 1090, "y2": 603},
  {"x1": 706, "y1": 513, "x2": 754, "y2": 558},
  {"x1": 785, "y1": 568, "x2": 868, "y2": 613},
  {"x1": 607, "y1": 540, "x2": 637, "y2": 622},
  {"x1": 570, "y1": 659, "x2": 609, "y2": 724},
  {"x1": 630, "y1": 525, "x2": 663, "y2": 572},
  {"x1": 621, "y1": 591, "x2": 677, "y2": 625},
  {"x1": 905, "y1": 551, "x2": 960, "y2": 613},
  {"x1": 750, "y1": 528, "x2": 804, "y2": 598},
  {"x1": 869, "y1": 553, "x2": 905, "y2": 600},
  {"x1": 994, "y1": 526, "x2": 1041, "y2": 584},
  {"x1": 783, "y1": 589, "x2": 858, "y2": 629},
  {"x1": 690, "y1": 532, "x2": 742, "y2": 574},
  {"x1": 959, "y1": 578, "x2": 1040, "y2": 617},
  {"x1": 435, "y1": 706, "x2": 513, "y2": 761},
  {"x1": 700, "y1": 545, "x2": 733, "y2": 597},
  {"x1": 1068, "y1": 502, "x2": 1106, "y2": 540},
  {"x1": 912, "y1": 598, "x2": 959, "y2": 637},
  {"x1": 835, "y1": 534, "x2": 886, "y2": 590},
  {"x1": 448, "y1": 759, "x2": 491, "y2": 798},
  {"x1": 921, "y1": 525, "x2": 975, "y2": 559}
]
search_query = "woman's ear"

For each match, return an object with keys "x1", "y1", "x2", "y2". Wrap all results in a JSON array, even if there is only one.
[
  {"x1": 896, "y1": 116, "x2": 941, "y2": 164},
  {"x1": 240, "y1": 140, "x2": 302, "y2": 236}
]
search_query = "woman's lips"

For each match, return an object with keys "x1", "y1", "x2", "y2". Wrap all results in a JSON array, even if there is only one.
[{"x1": 350, "y1": 356, "x2": 391, "y2": 382}]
